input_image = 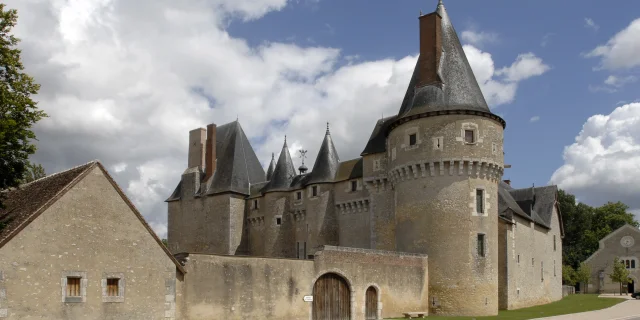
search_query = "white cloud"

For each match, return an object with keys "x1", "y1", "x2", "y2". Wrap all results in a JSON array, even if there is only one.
[
  {"x1": 540, "y1": 33, "x2": 555, "y2": 47},
  {"x1": 530, "y1": 116, "x2": 540, "y2": 123},
  {"x1": 586, "y1": 18, "x2": 640, "y2": 70},
  {"x1": 550, "y1": 103, "x2": 640, "y2": 211},
  {"x1": 604, "y1": 75, "x2": 637, "y2": 87},
  {"x1": 584, "y1": 18, "x2": 600, "y2": 31},
  {"x1": 461, "y1": 30, "x2": 499, "y2": 47},
  {"x1": 11, "y1": 0, "x2": 546, "y2": 238},
  {"x1": 464, "y1": 45, "x2": 550, "y2": 106}
]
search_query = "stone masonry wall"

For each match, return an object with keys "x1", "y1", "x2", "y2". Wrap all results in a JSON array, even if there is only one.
[
  {"x1": 0, "y1": 167, "x2": 179, "y2": 320},
  {"x1": 585, "y1": 226, "x2": 640, "y2": 294},
  {"x1": 178, "y1": 246, "x2": 428, "y2": 320}
]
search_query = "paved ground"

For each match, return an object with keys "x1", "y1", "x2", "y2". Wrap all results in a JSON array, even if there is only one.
[{"x1": 533, "y1": 298, "x2": 640, "y2": 320}]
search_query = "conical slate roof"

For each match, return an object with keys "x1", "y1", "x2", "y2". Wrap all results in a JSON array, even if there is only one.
[
  {"x1": 396, "y1": 1, "x2": 503, "y2": 126},
  {"x1": 307, "y1": 124, "x2": 340, "y2": 185},
  {"x1": 266, "y1": 153, "x2": 276, "y2": 181},
  {"x1": 261, "y1": 137, "x2": 296, "y2": 193}
]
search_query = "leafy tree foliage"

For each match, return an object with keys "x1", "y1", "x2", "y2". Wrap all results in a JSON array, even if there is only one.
[
  {"x1": 20, "y1": 161, "x2": 45, "y2": 183},
  {"x1": 0, "y1": 4, "x2": 46, "y2": 204},
  {"x1": 562, "y1": 264, "x2": 577, "y2": 286},
  {"x1": 575, "y1": 262, "x2": 591, "y2": 294},
  {"x1": 610, "y1": 257, "x2": 631, "y2": 295}
]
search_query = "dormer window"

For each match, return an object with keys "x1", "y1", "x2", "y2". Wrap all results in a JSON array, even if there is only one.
[
  {"x1": 465, "y1": 130, "x2": 475, "y2": 143},
  {"x1": 409, "y1": 133, "x2": 417, "y2": 146}
]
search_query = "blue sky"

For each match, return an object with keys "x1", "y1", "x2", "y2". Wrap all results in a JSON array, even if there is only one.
[
  {"x1": 228, "y1": 0, "x2": 639, "y2": 190},
  {"x1": 9, "y1": 0, "x2": 640, "y2": 237}
]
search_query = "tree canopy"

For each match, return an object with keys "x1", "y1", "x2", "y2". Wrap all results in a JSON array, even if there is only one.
[{"x1": 0, "y1": 4, "x2": 46, "y2": 204}]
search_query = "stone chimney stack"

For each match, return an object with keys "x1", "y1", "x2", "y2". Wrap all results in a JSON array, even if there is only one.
[
  {"x1": 417, "y1": 11, "x2": 443, "y2": 88},
  {"x1": 205, "y1": 123, "x2": 217, "y2": 179},
  {"x1": 188, "y1": 128, "x2": 206, "y2": 169},
  {"x1": 504, "y1": 179, "x2": 511, "y2": 186}
]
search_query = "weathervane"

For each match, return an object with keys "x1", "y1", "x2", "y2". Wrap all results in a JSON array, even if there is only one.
[{"x1": 298, "y1": 149, "x2": 309, "y2": 174}]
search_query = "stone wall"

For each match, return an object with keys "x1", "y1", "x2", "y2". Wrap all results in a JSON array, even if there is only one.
[
  {"x1": 0, "y1": 167, "x2": 181, "y2": 320},
  {"x1": 178, "y1": 246, "x2": 428, "y2": 320}
]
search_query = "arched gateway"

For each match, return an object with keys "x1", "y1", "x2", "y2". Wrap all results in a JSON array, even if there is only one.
[
  {"x1": 312, "y1": 273, "x2": 351, "y2": 320},
  {"x1": 365, "y1": 286, "x2": 378, "y2": 319}
]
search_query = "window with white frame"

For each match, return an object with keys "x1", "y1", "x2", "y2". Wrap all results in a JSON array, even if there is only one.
[
  {"x1": 62, "y1": 271, "x2": 87, "y2": 303},
  {"x1": 475, "y1": 189, "x2": 485, "y2": 215},
  {"x1": 477, "y1": 233, "x2": 486, "y2": 257}
]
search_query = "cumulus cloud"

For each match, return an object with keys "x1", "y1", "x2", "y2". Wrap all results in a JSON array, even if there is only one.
[
  {"x1": 11, "y1": 0, "x2": 547, "y2": 238},
  {"x1": 586, "y1": 18, "x2": 640, "y2": 70},
  {"x1": 584, "y1": 18, "x2": 600, "y2": 31},
  {"x1": 530, "y1": 116, "x2": 540, "y2": 123},
  {"x1": 464, "y1": 45, "x2": 550, "y2": 106},
  {"x1": 589, "y1": 75, "x2": 637, "y2": 93},
  {"x1": 461, "y1": 30, "x2": 499, "y2": 47},
  {"x1": 550, "y1": 103, "x2": 640, "y2": 212}
]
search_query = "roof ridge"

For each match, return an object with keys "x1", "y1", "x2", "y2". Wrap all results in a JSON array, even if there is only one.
[{"x1": 16, "y1": 160, "x2": 98, "y2": 189}]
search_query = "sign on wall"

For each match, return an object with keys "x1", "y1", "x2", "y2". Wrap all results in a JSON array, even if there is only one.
[{"x1": 303, "y1": 295, "x2": 313, "y2": 302}]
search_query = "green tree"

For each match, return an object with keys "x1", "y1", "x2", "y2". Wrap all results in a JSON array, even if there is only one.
[
  {"x1": 20, "y1": 161, "x2": 45, "y2": 183},
  {"x1": 610, "y1": 257, "x2": 631, "y2": 295},
  {"x1": 575, "y1": 262, "x2": 591, "y2": 294},
  {"x1": 0, "y1": 4, "x2": 46, "y2": 204},
  {"x1": 562, "y1": 264, "x2": 577, "y2": 286},
  {"x1": 161, "y1": 238, "x2": 168, "y2": 247}
]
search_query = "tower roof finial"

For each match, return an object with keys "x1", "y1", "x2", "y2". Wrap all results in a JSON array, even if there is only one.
[
  {"x1": 271, "y1": 152, "x2": 275, "y2": 160},
  {"x1": 326, "y1": 122, "x2": 330, "y2": 135}
]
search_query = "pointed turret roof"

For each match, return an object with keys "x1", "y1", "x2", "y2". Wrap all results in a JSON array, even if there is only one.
[
  {"x1": 395, "y1": 0, "x2": 505, "y2": 127},
  {"x1": 266, "y1": 153, "x2": 276, "y2": 181},
  {"x1": 261, "y1": 136, "x2": 296, "y2": 193},
  {"x1": 307, "y1": 123, "x2": 340, "y2": 185}
]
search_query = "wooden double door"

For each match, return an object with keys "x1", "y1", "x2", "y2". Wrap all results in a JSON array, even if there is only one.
[{"x1": 312, "y1": 273, "x2": 350, "y2": 320}]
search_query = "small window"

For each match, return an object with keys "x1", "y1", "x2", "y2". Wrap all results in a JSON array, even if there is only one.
[
  {"x1": 477, "y1": 234, "x2": 485, "y2": 257},
  {"x1": 276, "y1": 217, "x2": 282, "y2": 225},
  {"x1": 541, "y1": 261, "x2": 544, "y2": 281},
  {"x1": 633, "y1": 260, "x2": 636, "y2": 269},
  {"x1": 476, "y1": 189, "x2": 484, "y2": 214},
  {"x1": 409, "y1": 133, "x2": 417, "y2": 146},
  {"x1": 67, "y1": 277, "x2": 81, "y2": 297},
  {"x1": 351, "y1": 180, "x2": 357, "y2": 192},
  {"x1": 312, "y1": 186, "x2": 317, "y2": 197},
  {"x1": 107, "y1": 278, "x2": 120, "y2": 297},
  {"x1": 517, "y1": 254, "x2": 520, "y2": 264},
  {"x1": 296, "y1": 192, "x2": 302, "y2": 200},
  {"x1": 554, "y1": 260, "x2": 556, "y2": 277},
  {"x1": 465, "y1": 129, "x2": 475, "y2": 143},
  {"x1": 297, "y1": 242, "x2": 300, "y2": 259},
  {"x1": 627, "y1": 260, "x2": 631, "y2": 269},
  {"x1": 253, "y1": 199, "x2": 258, "y2": 209},
  {"x1": 553, "y1": 235, "x2": 556, "y2": 251}
]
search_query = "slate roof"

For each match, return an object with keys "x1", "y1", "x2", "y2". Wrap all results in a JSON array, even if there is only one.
[
  {"x1": 307, "y1": 126, "x2": 340, "y2": 185},
  {"x1": 261, "y1": 138, "x2": 296, "y2": 193},
  {"x1": 0, "y1": 160, "x2": 186, "y2": 273},
  {"x1": 266, "y1": 153, "x2": 276, "y2": 181},
  {"x1": 205, "y1": 121, "x2": 266, "y2": 195},
  {"x1": 395, "y1": 1, "x2": 504, "y2": 126},
  {"x1": 361, "y1": 115, "x2": 397, "y2": 156},
  {"x1": 498, "y1": 182, "x2": 561, "y2": 231},
  {"x1": 334, "y1": 158, "x2": 363, "y2": 182}
]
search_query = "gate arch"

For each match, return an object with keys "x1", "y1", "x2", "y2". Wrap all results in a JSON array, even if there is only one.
[
  {"x1": 365, "y1": 286, "x2": 378, "y2": 319},
  {"x1": 312, "y1": 273, "x2": 351, "y2": 320}
]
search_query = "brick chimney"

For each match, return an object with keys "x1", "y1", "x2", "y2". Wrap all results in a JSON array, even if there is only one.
[
  {"x1": 205, "y1": 123, "x2": 217, "y2": 179},
  {"x1": 187, "y1": 128, "x2": 206, "y2": 169},
  {"x1": 417, "y1": 11, "x2": 443, "y2": 88},
  {"x1": 503, "y1": 180, "x2": 511, "y2": 186}
]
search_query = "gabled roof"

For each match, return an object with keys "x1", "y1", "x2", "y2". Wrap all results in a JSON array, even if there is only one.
[
  {"x1": 261, "y1": 138, "x2": 296, "y2": 193},
  {"x1": 206, "y1": 121, "x2": 266, "y2": 195},
  {"x1": 499, "y1": 183, "x2": 561, "y2": 231},
  {"x1": 0, "y1": 161, "x2": 186, "y2": 274},
  {"x1": 584, "y1": 224, "x2": 640, "y2": 263},
  {"x1": 498, "y1": 182, "x2": 532, "y2": 223},
  {"x1": 307, "y1": 125, "x2": 340, "y2": 185},
  {"x1": 394, "y1": 1, "x2": 504, "y2": 126}
]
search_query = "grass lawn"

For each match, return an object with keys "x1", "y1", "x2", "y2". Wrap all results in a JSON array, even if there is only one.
[{"x1": 390, "y1": 294, "x2": 627, "y2": 320}]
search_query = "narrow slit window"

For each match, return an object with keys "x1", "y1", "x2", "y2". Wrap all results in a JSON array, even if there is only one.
[
  {"x1": 477, "y1": 234, "x2": 485, "y2": 257},
  {"x1": 107, "y1": 278, "x2": 120, "y2": 297},
  {"x1": 296, "y1": 192, "x2": 301, "y2": 200},
  {"x1": 476, "y1": 189, "x2": 484, "y2": 214},
  {"x1": 67, "y1": 277, "x2": 81, "y2": 297},
  {"x1": 465, "y1": 129, "x2": 475, "y2": 143},
  {"x1": 312, "y1": 186, "x2": 317, "y2": 197},
  {"x1": 351, "y1": 180, "x2": 357, "y2": 192},
  {"x1": 409, "y1": 133, "x2": 417, "y2": 146},
  {"x1": 253, "y1": 199, "x2": 258, "y2": 209},
  {"x1": 517, "y1": 254, "x2": 520, "y2": 263},
  {"x1": 553, "y1": 235, "x2": 556, "y2": 251},
  {"x1": 633, "y1": 260, "x2": 637, "y2": 269}
]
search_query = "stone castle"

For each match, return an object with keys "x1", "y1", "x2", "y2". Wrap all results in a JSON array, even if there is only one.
[{"x1": 166, "y1": 0, "x2": 564, "y2": 316}]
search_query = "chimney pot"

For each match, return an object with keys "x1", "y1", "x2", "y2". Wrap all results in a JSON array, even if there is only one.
[
  {"x1": 188, "y1": 128, "x2": 206, "y2": 169},
  {"x1": 205, "y1": 123, "x2": 217, "y2": 179}
]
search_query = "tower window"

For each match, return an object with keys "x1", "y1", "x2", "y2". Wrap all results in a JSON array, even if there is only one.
[
  {"x1": 351, "y1": 180, "x2": 357, "y2": 192},
  {"x1": 276, "y1": 217, "x2": 282, "y2": 225},
  {"x1": 477, "y1": 234, "x2": 485, "y2": 257},
  {"x1": 476, "y1": 189, "x2": 484, "y2": 214},
  {"x1": 253, "y1": 199, "x2": 258, "y2": 209},
  {"x1": 296, "y1": 191, "x2": 302, "y2": 200},
  {"x1": 409, "y1": 133, "x2": 417, "y2": 146},
  {"x1": 465, "y1": 129, "x2": 475, "y2": 143},
  {"x1": 312, "y1": 186, "x2": 317, "y2": 197},
  {"x1": 633, "y1": 260, "x2": 636, "y2": 269},
  {"x1": 517, "y1": 254, "x2": 520, "y2": 264},
  {"x1": 553, "y1": 235, "x2": 556, "y2": 251}
]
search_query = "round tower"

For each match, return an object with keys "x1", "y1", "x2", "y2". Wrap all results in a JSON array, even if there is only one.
[{"x1": 387, "y1": 1, "x2": 505, "y2": 316}]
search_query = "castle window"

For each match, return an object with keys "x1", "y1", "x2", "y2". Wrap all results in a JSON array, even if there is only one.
[
  {"x1": 351, "y1": 180, "x2": 357, "y2": 192},
  {"x1": 553, "y1": 235, "x2": 556, "y2": 251},
  {"x1": 492, "y1": 142, "x2": 498, "y2": 154},
  {"x1": 312, "y1": 186, "x2": 317, "y2": 197},
  {"x1": 433, "y1": 137, "x2": 444, "y2": 151},
  {"x1": 67, "y1": 277, "x2": 81, "y2": 298},
  {"x1": 465, "y1": 129, "x2": 475, "y2": 143},
  {"x1": 409, "y1": 133, "x2": 417, "y2": 146},
  {"x1": 101, "y1": 273, "x2": 125, "y2": 302},
  {"x1": 626, "y1": 260, "x2": 631, "y2": 269},
  {"x1": 107, "y1": 279, "x2": 120, "y2": 297},
  {"x1": 541, "y1": 261, "x2": 544, "y2": 281},
  {"x1": 517, "y1": 254, "x2": 520, "y2": 264},
  {"x1": 633, "y1": 260, "x2": 636, "y2": 269},
  {"x1": 554, "y1": 260, "x2": 556, "y2": 277},
  {"x1": 276, "y1": 217, "x2": 282, "y2": 225},
  {"x1": 62, "y1": 271, "x2": 86, "y2": 303},
  {"x1": 297, "y1": 191, "x2": 302, "y2": 200},
  {"x1": 477, "y1": 234, "x2": 485, "y2": 257},
  {"x1": 476, "y1": 189, "x2": 484, "y2": 214},
  {"x1": 253, "y1": 199, "x2": 258, "y2": 210}
]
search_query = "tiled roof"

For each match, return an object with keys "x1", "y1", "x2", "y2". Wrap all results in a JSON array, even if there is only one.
[
  {"x1": 334, "y1": 158, "x2": 363, "y2": 182},
  {"x1": 307, "y1": 127, "x2": 340, "y2": 185},
  {"x1": 361, "y1": 115, "x2": 397, "y2": 156},
  {"x1": 261, "y1": 138, "x2": 296, "y2": 193}
]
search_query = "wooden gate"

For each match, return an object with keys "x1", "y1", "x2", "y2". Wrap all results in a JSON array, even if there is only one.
[
  {"x1": 312, "y1": 273, "x2": 351, "y2": 320},
  {"x1": 365, "y1": 286, "x2": 377, "y2": 319}
]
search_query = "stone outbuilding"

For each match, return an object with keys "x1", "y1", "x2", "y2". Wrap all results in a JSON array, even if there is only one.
[
  {"x1": 0, "y1": 161, "x2": 185, "y2": 320},
  {"x1": 584, "y1": 224, "x2": 640, "y2": 294}
]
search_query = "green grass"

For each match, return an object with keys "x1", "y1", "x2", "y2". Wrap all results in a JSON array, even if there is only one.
[{"x1": 390, "y1": 294, "x2": 627, "y2": 320}]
